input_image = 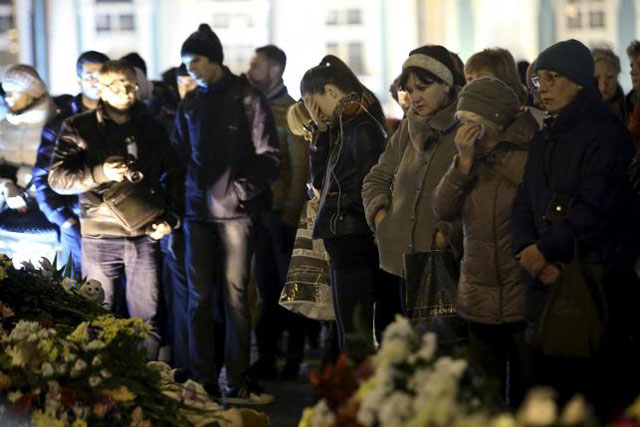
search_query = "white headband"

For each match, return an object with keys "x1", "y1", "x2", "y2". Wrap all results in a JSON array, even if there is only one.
[{"x1": 402, "y1": 53, "x2": 454, "y2": 87}]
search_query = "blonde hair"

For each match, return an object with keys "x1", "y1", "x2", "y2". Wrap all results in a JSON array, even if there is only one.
[
  {"x1": 456, "y1": 110, "x2": 503, "y2": 133},
  {"x1": 464, "y1": 48, "x2": 528, "y2": 104},
  {"x1": 286, "y1": 101, "x2": 312, "y2": 137}
]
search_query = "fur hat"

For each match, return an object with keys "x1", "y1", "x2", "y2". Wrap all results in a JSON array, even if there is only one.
[
  {"x1": 457, "y1": 77, "x2": 520, "y2": 128},
  {"x1": 181, "y1": 23, "x2": 224, "y2": 64},
  {"x1": 1, "y1": 64, "x2": 47, "y2": 98}
]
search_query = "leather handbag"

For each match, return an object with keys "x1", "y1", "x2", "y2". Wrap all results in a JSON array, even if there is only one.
[
  {"x1": 533, "y1": 242, "x2": 608, "y2": 357},
  {"x1": 102, "y1": 180, "x2": 165, "y2": 232}
]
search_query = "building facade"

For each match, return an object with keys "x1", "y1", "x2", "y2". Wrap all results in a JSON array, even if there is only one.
[{"x1": 2, "y1": 0, "x2": 639, "y2": 115}]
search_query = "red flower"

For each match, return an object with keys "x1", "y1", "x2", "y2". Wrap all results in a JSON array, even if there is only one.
[{"x1": 15, "y1": 393, "x2": 34, "y2": 413}]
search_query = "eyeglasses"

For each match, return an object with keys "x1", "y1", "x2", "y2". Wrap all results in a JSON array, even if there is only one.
[
  {"x1": 531, "y1": 72, "x2": 562, "y2": 89},
  {"x1": 102, "y1": 80, "x2": 139, "y2": 95}
]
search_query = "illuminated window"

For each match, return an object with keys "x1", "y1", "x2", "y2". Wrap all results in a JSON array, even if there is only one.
[
  {"x1": 348, "y1": 42, "x2": 364, "y2": 75},
  {"x1": 326, "y1": 10, "x2": 339, "y2": 25},
  {"x1": 347, "y1": 9, "x2": 361, "y2": 25},
  {"x1": 213, "y1": 13, "x2": 229, "y2": 28}
]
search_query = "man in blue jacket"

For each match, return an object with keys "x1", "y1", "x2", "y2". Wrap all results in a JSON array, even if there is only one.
[
  {"x1": 174, "y1": 24, "x2": 281, "y2": 404},
  {"x1": 511, "y1": 39, "x2": 640, "y2": 414},
  {"x1": 33, "y1": 50, "x2": 109, "y2": 276}
]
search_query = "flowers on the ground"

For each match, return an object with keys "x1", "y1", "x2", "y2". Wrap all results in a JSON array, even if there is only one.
[
  {"x1": 300, "y1": 316, "x2": 609, "y2": 427},
  {"x1": 0, "y1": 255, "x2": 242, "y2": 426}
]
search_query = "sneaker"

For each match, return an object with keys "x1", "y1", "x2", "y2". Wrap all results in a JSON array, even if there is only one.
[
  {"x1": 279, "y1": 362, "x2": 300, "y2": 380},
  {"x1": 247, "y1": 357, "x2": 278, "y2": 381},
  {"x1": 222, "y1": 378, "x2": 275, "y2": 405}
]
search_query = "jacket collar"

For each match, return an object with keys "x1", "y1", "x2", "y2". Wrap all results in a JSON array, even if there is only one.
[
  {"x1": 544, "y1": 86, "x2": 600, "y2": 133},
  {"x1": 266, "y1": 80, "x2": 288, "y2": 102},
  {"x1": 497, "y1": 111, "x2": 539, "y2": 149}
]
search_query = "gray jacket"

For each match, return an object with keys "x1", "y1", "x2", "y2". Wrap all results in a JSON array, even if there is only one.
[
  {"x1": 431, "y1": 112, "x2": 538, "y2": 323},
  {"x1": 362, "y1": 99, "x2": 459, "y2": 277}
]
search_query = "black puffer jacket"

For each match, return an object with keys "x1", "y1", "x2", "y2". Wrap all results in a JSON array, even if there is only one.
[
  {"x1": 172, "y1": 68, "x2": 281, "y2": 221},
  {"x1": 48, "y1": 101, "x2": 182, "y2": 237},
  {"x1": 311, "y1": 95, "x2": 387, "y2": 239}
]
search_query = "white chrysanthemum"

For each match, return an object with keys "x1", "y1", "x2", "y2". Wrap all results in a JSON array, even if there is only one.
[
  {"x1": 70, "y1": 359, "x2": 87, "y2": 378},
  {"x1": 100, "y1": 369, "x2": 112, "y2": 379},
  {"x1": 7, "y1": 391, "x2": 23, "y2": 403},
  {"x1": 311, "y1": 399, "x2": 336, "y2": 427},
  {"x1": 86, "y1": 340, "x2": 106, "y2": 351},
  {"x1": 88, "y1": 376, "x2": 102, "y2": 387},
  {"x1": 41, "y1": 362, "x2": 54, "y2": 377},
  {"x1": 490, "y1": 413, "x2": 519, "y2": 427},
  {"x1": 417, "y1": 332, "x2": 437, "y2": 361},
  {"x1": 375, "y1": 339, "x2": 412, "y2": 367},
  {"x1": 434, "y1": 357, "x2": 467, "y2": 379},
  {"x1": 378, "y1": 392, "x2": 413, "y2": 427},
  {"x1": 92, "y1": 355, "x2": 102, "y2": 366},
  {"x1": 380, "y1": 317, "x2": 418, "y2": 346},
  {"x1": 61, "y1": 277, "x2": 75, "y2": 292},
  {"x1": 518, "y1": 387, "x2": 557, "y2": 426}
]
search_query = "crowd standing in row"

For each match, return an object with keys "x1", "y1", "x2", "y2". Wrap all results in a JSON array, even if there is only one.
[{"x1": 1, "y1": 23, "x2": 639, "y2": 416}]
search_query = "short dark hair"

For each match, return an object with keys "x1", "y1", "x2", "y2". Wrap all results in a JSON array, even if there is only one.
[
  {"x1": 300, "y1": 55, "x2": 362, "y2": 96},
  {"x1": 389, "y1": 75, "x2": 402, "y2": 102},
  {"x1": 593, "y1": 47, "x2": 621, "y2": 74},
  {"x1": 255, "y1": 45, "x2": 287, "y2": 71},
  {"x1": 76, "y1": 51, "x2": 109, "y2": 77},
  {"x1": 99, "y1": 59, "x2": 137, "y2": 79},
  {"x1": 121, "y1": 52, "x2": 147, "y2": 76},
  {"x1": 627, "y1": 40, "x2": 640, "y2": 59}
]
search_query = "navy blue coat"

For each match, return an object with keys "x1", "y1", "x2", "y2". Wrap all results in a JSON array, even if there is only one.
[
  {"x1": 33, "y1": 94, "x2": 84, "y2": 227},
  {"x1": 172, "y1": 69, "x2": 281, "y2": 221},
  {"x1": 511, "y1": 87, "x2": 640, "y2": 328}
]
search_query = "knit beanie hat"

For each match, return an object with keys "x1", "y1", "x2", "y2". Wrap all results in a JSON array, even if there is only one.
[
  {"x1": 181, "y1": 23, "x2": 224, "y2": 64},
  {"x1": 457, "y1": 77, "x2": 520, "y2": 128},
  {"x1": 1, "y1": 64, "x2": 47, "y2": 98},
  {"x1": 535, "y1": 39, "x2": 594, "y2": 88},
  {"x1": 402, "y1": 45, "x2": 460, "y2": 87}
]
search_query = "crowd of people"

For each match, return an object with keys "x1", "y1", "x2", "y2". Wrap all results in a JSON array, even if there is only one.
[{"x1": 1, "y1": 22, "x2": 640, "y2": 417}]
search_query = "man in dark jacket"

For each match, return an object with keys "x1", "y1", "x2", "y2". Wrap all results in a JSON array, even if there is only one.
[
  {"x1": 511, "y1": 39, "x2": 640, "y2": 413},
  {"x1": 174, "y1": 24, "x2": 280, "y2": 404},
  {"x1": 49, "y1": 60, "x2": 182, "y2": 359},
  {"x1": 246, "y1": 44, "x2": 310, "y2": 381},
  {"x1": 33, "y1": 50, "x2": 109, "y2": 277}
]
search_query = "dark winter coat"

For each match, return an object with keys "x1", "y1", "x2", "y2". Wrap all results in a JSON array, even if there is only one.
[
  {"x1": 511, "y1": 87, "x2": 639, "y2": 327},
  {"x1": 362, "y1": 98, "x2": 460, "y2": 277},
  {"x1": 310, "y1": 99, "x2": 387, "y2": 240},
  {"x1": 432, "y1": 112, "x2": 538, "y2": 324},
  {"x1": 48, "y1": 101, "x2": 182, "y2": 237},
  {"x1": 33, "y1": 94, "x2": 84, "y2": 227},
  {"x1": 172, "y1": 68, "x2": 281, "y2": 221}
]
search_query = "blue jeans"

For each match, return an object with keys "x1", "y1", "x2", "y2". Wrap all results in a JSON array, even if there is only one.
[
  {"x1": 185, "y1": 218, "x2": 253, "y2": 387},
  {"x1": 59, "y1": 223, "x2": 82, "y2": 279},
  {"x1": 82, "y1": 234, "x2": 161, "y2": 359},
  {"x1": 161, "y1": 230, "x2": 190, "y2": 371}
]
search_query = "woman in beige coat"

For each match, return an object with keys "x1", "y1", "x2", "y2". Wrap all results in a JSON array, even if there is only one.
[
  {"x1": 432, "y1": 77, "x2": 538, "y2": 406},
  {"x1": 362, "y1": 45, "x2": 464, "y2": 302}
]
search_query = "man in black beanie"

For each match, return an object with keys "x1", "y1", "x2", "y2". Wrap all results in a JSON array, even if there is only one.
[
  {"x1": 511, "y1": 39, "x2": 640, "y2": 416},
  {"x1": 173, "y1": 23, "x2": 280, "y2": 405}
]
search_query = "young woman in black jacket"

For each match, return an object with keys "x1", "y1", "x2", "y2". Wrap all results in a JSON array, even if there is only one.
[{"x1": 300, "y1": 56, "x2": 399, "y2": 358}]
